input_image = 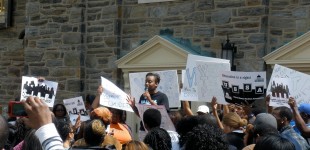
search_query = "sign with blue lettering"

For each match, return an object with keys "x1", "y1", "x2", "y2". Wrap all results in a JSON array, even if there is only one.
[{"x1": 100, "y1": 77, "x2": 133, "y2": 112}]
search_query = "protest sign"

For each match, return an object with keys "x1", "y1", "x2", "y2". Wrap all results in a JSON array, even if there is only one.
[
  {"x1": 196, "y1": 61, "x2": 230, "y2": 104},
  {"x1": 221, "y1": 71, "x2": 266, "y2": 105},
  {"x1": 180, "y1": 54, "x2": 230, "y2": 101},
  {"x1": 100, "y1": 77, "x2": 133, "y2": 112},
  {"x1": 136, "y1": 104, "x2": 175, "y2": 131},
  {"x1": 129, "y1": 70, "x2": 180, "y2": 108},
  {"x1": 63, "y1": 96, "x2": 90, "y2": 124},
  {"x1": 20, "y1": 76, "x2": 58, "y2": 107},
  {"x1": 267, "y1": 64, "x2": 310, "y2": 107}
]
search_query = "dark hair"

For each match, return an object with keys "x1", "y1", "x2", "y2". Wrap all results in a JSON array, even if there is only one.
[
  {"x1": 84, "y1": 119, "x2": 106, "y2": 146},
  {"x1": 254, "y1": 134, "x2": 295, "y2": 150},
  {"x1": 57, "y1": 121, "x2": 72, "y2": 141},
  {"x1": 52, "y1": 103, "x2": 67, "y2": 117},
  {"x1": 23, "y1": 130, "x2": 43, "y2": 150},
  {"x1": 184, "y1": 124, "x2": 228, "y2": 150},
  {"x1": 146, "y1": 73, "x2": 160, "y2": 84},
  {"x1": 143, "y1": 108, "x2": 161, "y2": 129},
  {"x1": 254, "y1": 124, "x2": 279, "y2": 138},
  {"x1": 12, "y1": 118, "x2": 31, "y2": 147},
  {"x1": 0, "y1": 115, "x2": 9, "y2": 149},
  {"x1": 143, "y1": 127, "x2": 171, "y2": 150},
  {"x1": 274, "y1": 106, "x2": 293, "y2": 121},
  {"x1": 197, "y1": 113, "x2": 218, "y2": 127},
  {"x1": 86, "y1": 94, "x2": 96, "y2": 105}
]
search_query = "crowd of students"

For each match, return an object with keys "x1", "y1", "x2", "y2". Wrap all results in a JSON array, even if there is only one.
[{"x1": 1, "y1": 73, "x2": 310, "y2": 150}]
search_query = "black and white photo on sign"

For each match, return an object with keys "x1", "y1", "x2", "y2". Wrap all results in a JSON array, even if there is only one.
[
  {"x1": 267, "y1": 64, "x2": 310, "y2": 106},
  {"x1": 63, "y1": 96, "x2": 90, "y2": 124},
  {"x1": 20, "y1": 76, "x2": 58, "y2": 107},
  {"x1": 221, "y1": 71, "x2": 266, "y2": 106}
]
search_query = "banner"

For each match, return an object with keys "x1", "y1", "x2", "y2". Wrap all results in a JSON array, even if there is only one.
[
  {"x1": 20, "y1": 76, "x2": 58, "y2": 107},
  {"x1": 180, "y1": 54, "x2": 230, "y2": 101},
  {"x1": 136, "y1": 104, "x2": 175, "y2": 131},
  {"x1": 129, "y1": 70, "x2": 180, "y2": 108},
  {"x1": 267, "y1": 64, "x2": 310, "y2": 107},
  {"x1": 63, "y1": 96, "x2": 90, "y2": 124},
  {"x1": 221, "y1": 71, "x2": 266, "y2": 105},
  {"x1": 100, "y1": 77, "x2": 133, "y2": 112},
  {"x1": 196, "y1": 61, "x2": 230, "y2": 104}
]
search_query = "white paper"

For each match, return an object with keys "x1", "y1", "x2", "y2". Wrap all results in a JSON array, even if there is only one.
[
  {"x1": 129, "y1": 70, "x2": 180, "y2": 108},
  {"x1": 221, "y1": 71, "x2": 266, "y2": 105},
  {"x1": 20, "y1": 76, "x2": 58, "y2": 107},
  {"x1": 180, "y1": 54, "x2": 230, "y2": 101},
  {"x1": 100, "y1": 77, "x2": 133, "y2": 112},
  {"x1": 63, "y1": 96, "x2": 90, "y2": 124},
  {"x1": 196, "y1": 61, "x2": 230, "y2": 104},
  {"x1": 267, "y1": 64, "x2": 310, "y2": 107}
]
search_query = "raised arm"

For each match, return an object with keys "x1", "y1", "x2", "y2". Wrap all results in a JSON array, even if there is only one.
[
  {"x1": 288, "y1": 97, "x2": 310, "y2": 137},
  {"x1": 211, "y1": 97, "x2": 224, "y2": 129},
  {"x1": 92, "y1": 85, "x2": 103, "y2": 109},
  {"x1": 182, "y1": 101, "x2": 194, "y2": 116},
  {"x1": 126, "y1": 95, "x2": 140, "y2": 117},
  {"x1": 265, "y1": 94, "x2": 273, "y2": 113}
]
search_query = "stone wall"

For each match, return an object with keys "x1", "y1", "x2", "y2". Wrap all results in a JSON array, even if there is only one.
[
  {"x1": 0, "y1": 0, "x2": 26, "y2": 108},
  {"x1": 1, "y1": 0, "x2": 310, "y2": 110}
]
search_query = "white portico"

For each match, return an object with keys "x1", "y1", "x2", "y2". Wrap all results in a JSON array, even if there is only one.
[{"x1": 115, "y1": 35, "x2": 211, "y2": 139}]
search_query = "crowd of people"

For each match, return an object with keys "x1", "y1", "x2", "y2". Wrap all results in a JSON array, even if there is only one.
[{"x1": 1, "y1": 73, "x2": 310, "y2": 150}]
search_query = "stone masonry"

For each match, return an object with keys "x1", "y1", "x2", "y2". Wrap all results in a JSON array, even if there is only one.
[{"x1": 0, "y1": 0, "x2": 310, "y2": 113}]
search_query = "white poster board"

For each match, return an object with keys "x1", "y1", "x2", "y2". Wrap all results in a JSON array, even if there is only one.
[
  {"x1": 129, "y1": 70, "x2": 180, "y2": 108},
  {"x1": 20, "y1": 76, "x2": 58, "y2": 107},
  {"x1": 221, "y1": 71, "x2": 266, "y2": 105},
  {"x1": 267, "y1": 64, "x2": 310, "y2": 107},
  {"x1": 196, "y1": 61, "x2": 230, "y2": 104},
  {"x1": 63, "y1": 96, "x2": 90, "y2": 124},
  {"x1": 180, "y1": 54, "x2": 230, "y2": 101},
  {"x1": 100, "y1": 77, "x2": 133, "y2": 112},
  {"x1": 136, "y1": 104, "x2": 175, "y2": 131}
]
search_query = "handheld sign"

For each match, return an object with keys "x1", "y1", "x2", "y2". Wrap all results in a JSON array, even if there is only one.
[
  {"x1": 267, "y1": 64, "x2": 310, "y2": 107},
  {"x1": 100, "y1": 76, "x2": 133, "y2": 112},
  {"x1": 63, "y1": 96, "x2": 90, "y2": 124},
  {"x1": 221, "y1": 71, "x2": 266, "y2": 105},
  {"x1": 180, "y1": 54, "x2": 230, "y2": 101},
  {"x1": 20, "y1": 76, "x2": 58, "y2": 107}
]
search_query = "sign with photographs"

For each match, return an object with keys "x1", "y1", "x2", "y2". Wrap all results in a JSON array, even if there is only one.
[
  {"x1": 100, "y1": 76, "x2": 133, "y2": 112},
  {"x1": 20, "y1": 76, "x2": 58, "y2": 107},
  {"x1": 63, "y1": 96, "x2": 90, "y2": 124},
  {"x1": 129, "y1": 70, "x2": 180, "y2": 108},
  {"x1": 221, "y1": 71, "x2": 266, "y2": 105},
  {"x1": 267, "y1": 64, "x2": 310, "y2": 107}
]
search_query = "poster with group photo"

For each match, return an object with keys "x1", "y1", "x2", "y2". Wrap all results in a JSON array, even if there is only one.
[
  {"x1": 221, "y1": 71, "x2": 266, "y2": 105},
  {"x1": 195, "y1": 61, "x2": 230, "y2": 104},
  {"x1": 129, "y1": 70, "x2": 180, "y2": 108},
  {"x1": 268, "y1": 78, "x2": 292, "y2": 107},
  {"x1": 180, "y1": 54, "x2": 230, "y2": 101},
  {"x1": 20, "y1": 76, "x2": 58, "y2": 107},
  {"x1": 63, "y1": 96, "x2": 90, "y2": 124},
  {"x1": 136, "y1": 104, "x2": 175, "y2": 132},
  {"x1": 100, "y1": 76, "x2": 133, "y2": 112},
  {"x1": 267, "y1": 64, "x2": 310, "y2": 107}
]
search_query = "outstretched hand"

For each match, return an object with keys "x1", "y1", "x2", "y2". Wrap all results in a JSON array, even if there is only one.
[
  {"x1": 288, "y1": 97, "x2": 297, "y2": 108},
  {"x1": 97, "y1": 85, "x2": 104, "y2": 96},
  {"x1": 21, "y1": 96, "x2": 52, "y2": 129},
  {"x1": 126, "y1": 95, "x2": 135, "y2": 108},
  {"x1": 265, "y1": 94, "x2": 270, "y2": 106},
  {"x1": 211, "y1": 96, "x2": 218, "y2": 110}
]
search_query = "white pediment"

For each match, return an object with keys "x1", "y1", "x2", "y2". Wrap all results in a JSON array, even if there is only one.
[
  {"x1": 115, "y1": 35, "x2": 193, "y2": 71},
  {"x1": 263, "y1": 31, "x2": 310, "y2": 73}
]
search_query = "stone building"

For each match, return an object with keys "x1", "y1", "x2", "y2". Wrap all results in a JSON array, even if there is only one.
[{"x1": 1, "y1": 0, "x2": 310, "y2": 118}]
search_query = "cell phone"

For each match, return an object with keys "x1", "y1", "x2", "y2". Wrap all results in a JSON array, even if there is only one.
[{"x1": 8, "y1": 101, "x2": 27, "y2": 117}]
